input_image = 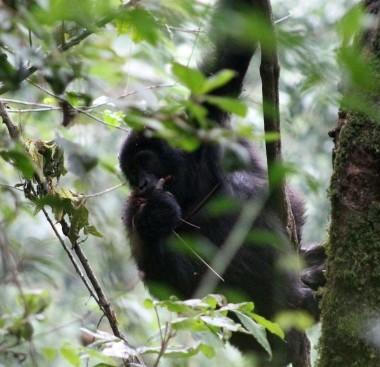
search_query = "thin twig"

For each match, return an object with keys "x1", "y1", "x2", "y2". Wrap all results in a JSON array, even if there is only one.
[
  {"x1": 70, "y1": 240, "x2": 125, "y2": 340},
  {"x1": 80, "y1": 183, "x2": 124, "y2": 199},
  {"x1": 152, "y1": 322, "x2": 174, "y2": 367},
  {"x1": 28, "y1": 81, "x2": 130, "y2": 131},
  {"x1": 37, "y1": 202, "x2": 99, "y2": 303},
  {"x1": 172, "y1": 230, "x2": 224, "y2": 282},
  {"x1": 7, "y1": 108, "x2": 61, "y2": 113},
  {"x1": 0, "y1": 99, "x2": 53, "y2": 107},
  {"x1": 186, "y1": 2, "x2": 213, "y2": 67},
  {"x1": 194, "y1": 191, "x2": 268, "y2": 298}
]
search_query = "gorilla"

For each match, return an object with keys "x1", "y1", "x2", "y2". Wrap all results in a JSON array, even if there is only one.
[{"x1": 120, "y1": 0, "x2": 324, "y2": 365}]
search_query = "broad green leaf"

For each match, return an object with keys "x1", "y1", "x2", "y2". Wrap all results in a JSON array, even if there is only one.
[
  {"x1": 233, "y1": 311, "x2": 272, "y2": 358},
  {"x1": 139, "y1": 344, "x2": 201, "y2": 358},
  {"x1": 61, "y1": 344, "x2": 81, "y2": 367},
  {"x1": 199, "y1": 343, "x2": 215, "y2": 358},
  {"x1": 204, "y1": 96, "x2": 248, "y2": 117},
  {"x1": 252, "y1": 313, "x2": 284, "y2": 339},
  {"x1": 171, "y1": 317, "x2": 209, "y2": 332},
  {"x1": 116, "y1": 9, "x2": 160, "y2": 45},
  {"x1": 275, "y1": 311, "x2": 314, "y2": 331},
  {"x1": 18, "y1": 289, "x2": 51, "y2": 315},
  {"x1": 9, "y1": 319, "x2": 34, "y2": 341},
  {"x1": 161, "y1": 345, "x2": 201, "y2": 358},
  {"x1": 220, "y1": 302, "x2": 255, "y2": 313},
  {"x1": 81, "y1": 347, "x2": 117, "y2": 365},
  {"x1": 85, "y1": 225, "x2": 103, "y2": 238},
  {"x1": 336, "y1": 5, "x2": 363, "y2": 47},
  {"x1": 172, "y1": 63, "x2": 206, "y2": 94},
  {"x1": 200, "y1": 315, "x2": 243, "y2": 332},
  {"x1": 33, "y1": 195, "x2": 72, "y2": 218},
  {"x1": 144, "y1": 298, "x2": 154, "y2": 309},
  {"x1": 202, "y1": 70, "x2": 236, "y2": 94},
  {"x1": 185, "y1": 100, "x2": 208, "y2": 127},
  {"x1": 0, "y1": 149, "x2": 35, "y2": 179},
  {"x1": 103, "y1": 110, "x2": 125, "y2": 127},
  {"x1": 202, "y1": 294, "x2": 226, "y2": 309},
  {"x1": 42, "y1": 347, "x2": 57, "y2": 361},
  {"x1": 68, "y1": 205, "x2": 89, "y2": 242}
]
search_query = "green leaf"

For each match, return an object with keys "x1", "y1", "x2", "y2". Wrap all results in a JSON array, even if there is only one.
[
  {"x1": 68, "y1": 205, "x2": 89, "y2": 242},
  {"x1": 61, "y1": 344, "x2": 81, "y2": 367},
  {"x1": 336, "y1": 5, "x2": 363, "y2": 47},
  {"x1": 252, "y1": 313, "x2": 284, "y2": 339},
  {"x1": 116, "y1": 9, "x2": 160, "y2": 45},
  {"x1": 33, "y1": 195, "x2": 73, "y2": 221},
  {"x1": 275, "y1": 310, "x2": 314, "y2": 331},
  {"x1": 103, "y1": 110, "x2": 125, "y2": 127},
  {"x1": 18, "y1": 289, "x2": 51, "y2": 315},
  {"x1": 204, "y1": 96, "x2": 248, "y2": 117},
  {"x1": 0, "y1": 149, "x2": 35, "y2": 179},
  {"x1": 85, "y1": 225, "x2": 103, "y2": 238},
  {"x1": 172, "y1": 63, "x2": 206, "y2": 94},
  {"x1": 42, "y1": 347, "x2": 57, "y2": 361},
  {"x1": 171, "y1": 317, "x2": 209, "y2": 332},
  {"x1": 202, "y1": 70, "x2": 236, "y2": 94},
  {"x1": 143, "y1": 298, "x2": 154, "y2": 309},
  {"x1": 161, "y1": 345, "x2": 201, "y2": 358},
  {"x1": 9, "y1": 319, "x2": 34, "y2": 341},
  {"x1": 202, "y1": 294, "x2": 226, "y2": 309},
  {"x1": 199, "y1": 343, "x2": 215, "y2": 358},
  {"x1": 200, "y1": 315, "x2": 243, "y2": 332},
  {"x1": 233, "y1": 311, "x2": 272, "y2": 359}
]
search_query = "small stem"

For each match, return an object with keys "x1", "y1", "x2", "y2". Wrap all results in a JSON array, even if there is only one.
[{"x1": 0, "y1": 100, "x2": 20, "y2": 141}]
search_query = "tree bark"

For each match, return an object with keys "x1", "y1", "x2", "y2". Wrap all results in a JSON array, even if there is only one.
[{"x1": 318, "y1": 1, "x2": 380, "y2": 366}]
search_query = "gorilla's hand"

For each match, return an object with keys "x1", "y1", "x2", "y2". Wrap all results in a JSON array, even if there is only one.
[{"x1": 129, "y1": 178, "x2": 182, "y2": 241}]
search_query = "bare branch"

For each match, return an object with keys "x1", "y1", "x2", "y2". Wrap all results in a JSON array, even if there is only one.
[
  {"x1": 80, "y1": 183, "x2": 124, "y2": 199},
  {"x1": 38, "y1": 203, "x2": 100, "y2": 303},
  {"x1": 0, "y1": 100, "x2": 20, "y2": 140},
  {"x1": 258, "y1": 0, "x2": 299, "y2": 247}
]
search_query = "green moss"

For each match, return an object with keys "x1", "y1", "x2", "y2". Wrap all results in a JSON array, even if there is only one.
[{"x1": 318, "y1": 113, "x2": 380, "y2": 366}]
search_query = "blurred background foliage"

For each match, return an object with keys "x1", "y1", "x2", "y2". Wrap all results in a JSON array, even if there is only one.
[{"x1": 0, "y1": 0, "x2": 356, "y2": 366}]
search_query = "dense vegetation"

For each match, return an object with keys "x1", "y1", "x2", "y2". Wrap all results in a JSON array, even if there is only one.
[{"x1": 1, "y1": 1, "x2": 371, "y2": 366}]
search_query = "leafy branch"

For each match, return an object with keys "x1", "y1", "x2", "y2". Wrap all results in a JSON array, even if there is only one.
[
  {"x1": 0, "y1": 3, "x2": 132, "y2": 95},
  {"x1": 0, "y1": 99, "x2": 143, "y2": 366}
]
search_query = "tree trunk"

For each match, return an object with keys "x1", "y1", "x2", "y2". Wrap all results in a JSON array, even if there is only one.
[{"x1": 318, "y1": 1, "x2": 380, "y2": 366}]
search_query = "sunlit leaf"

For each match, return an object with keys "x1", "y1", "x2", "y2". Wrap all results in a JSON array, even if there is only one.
[
  {"x1": 116, "y1": 9, "x2": 160, "y2": 45},
  {"x1": 61, "y1": 344, "x2": 81, "y2": 367},
  {"x1": 202, "y1": 70, "x2": 236, "y2": 94},
  {"x1": 0, "y1": 149, "x2": 35, "y2": 179}
]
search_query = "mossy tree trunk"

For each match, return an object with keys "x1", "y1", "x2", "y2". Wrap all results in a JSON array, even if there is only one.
[{"x1": 318, "y1": 1, "x2": 380, "y2": 366}]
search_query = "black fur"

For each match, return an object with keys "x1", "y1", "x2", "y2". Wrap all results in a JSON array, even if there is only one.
[{"x1": 120, "y1": 1, "x2": 323, "y2": 365}]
